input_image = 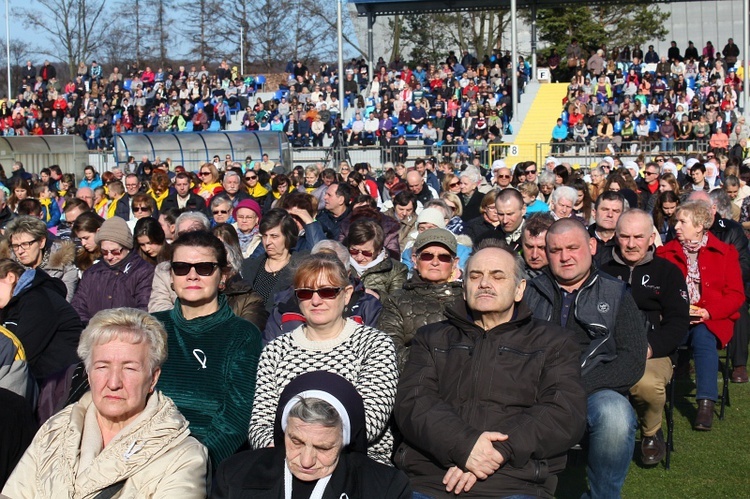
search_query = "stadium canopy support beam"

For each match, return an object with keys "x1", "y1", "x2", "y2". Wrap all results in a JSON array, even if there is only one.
[
  {"x1": 368, "y1": 13, "x2": 375, "y2": 85},
  {"x1": 531, "y1": 3, "x2": 537, "y2": 82},
  {"x1": 745, "y1": 0, "x2": 749, "y2": 118},
  {"x1": 511, "y1": 0, "x2": 518, "y2": 110}
]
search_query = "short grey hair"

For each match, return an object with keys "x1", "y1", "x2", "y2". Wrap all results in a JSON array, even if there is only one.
[
  {"x1": 539, "y1": 171, "x2": 556, "y2": 186},
  {"x1": 312, "y1": 239, "x2": 351, "y2": 272},
  {"x1": 77, "y1": 307, "x2": 167, "y2": 373},
  {"x1": 709, "y1": 189, "x2": 734, "y2": 220},
  {"x1": 210, "y1": 195, "x2": 232, "y2": 210},
  {"x1": 287, "y1": 396, "x2": 343, "y2": 432},
  {"x1": 550, "y1": 185, "x2": 578, "y2": 205},
  {"x1": 5, "y1": 215, "x2": 48, "y2": 243},
  {"x1": 466, "y1": 238, "x2": 525, "y2": 286},
  {"x1": 423, "y1": 199, "x2": 452, "y2": 219},
  {"x1": 175, "y1": 211, "x2": 210, "y2": 235},
  {"x1": 223, "y1": 170, "x2": 241, "y2": 182},
  {"x1": 460, "y1": 166, "x2": 481, "y2": 184}
]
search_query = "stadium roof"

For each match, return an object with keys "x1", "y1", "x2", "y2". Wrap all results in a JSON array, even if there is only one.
[{"x1": 352, "y1": 0, "x2": 720, "y2": 17}]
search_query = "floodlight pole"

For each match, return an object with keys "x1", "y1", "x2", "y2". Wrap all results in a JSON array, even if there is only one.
[
  {"x1": 240, "y1": 24, "x2": 244, "y2": 77},
  {"x1": 744, "y1": 0, "x2": 749, "y2": 119},
  {"x1": 511, "y1": 0, "x2": 518, "y2": 113},
  {"x1": 367, "y1": 12, "x2": 375, "y2": 89},
  {"x1": 531, "y1": 3, "x2": 537, "y2": 82},
  {"x1": 337, "y1": 0, "x2": 345, "y2": 112},
  {"x1": 5, "y1": 0, "x2": 10, "y2": 101}
]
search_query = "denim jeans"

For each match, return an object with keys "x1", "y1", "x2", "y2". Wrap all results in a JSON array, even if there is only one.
[
  {"x1": 684, "y1": 323, "x2": 720, "y2": 401},
  {"x1": 583, "y1": 389, "x2": 636, "y2": 499}
]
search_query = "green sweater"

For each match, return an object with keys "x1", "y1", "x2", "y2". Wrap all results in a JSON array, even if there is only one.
[{"x1": 154, "y1": 295, "x2": 262, "y2": 466}]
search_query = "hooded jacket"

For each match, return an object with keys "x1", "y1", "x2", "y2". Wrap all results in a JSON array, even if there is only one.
[
  {"x1": 394, "y1": 301, "x2": 587, "y2": 499},
  {"x1": 1, "y1": 269, "x2": 82, "y2": 382},
  {"x1": 0, "y1": 237, "x2": 78, "y2": 302},
  {"x1": 71, "y1": 250, "x2": 154, "y2": 324},
  {"x1": 2, "y1": 391, "x2": 209, "y2": 499},
  {"x1": 378, "y1": 276, "x2": 464, "y2": 370},
  {"x1": 214, "y1": 371, "x2": 411, "y2": 499}
]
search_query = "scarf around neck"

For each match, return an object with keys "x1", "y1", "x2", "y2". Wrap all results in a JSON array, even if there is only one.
[
  {"x1": 170, "y1": 293, "x2": 235, "y2": 332},
  {"x1": 681, "y1": 232, "x2": 708, "y2": 304},
  {"x1": 350, "y1": 249, "x2": 387, "y2": 276}
]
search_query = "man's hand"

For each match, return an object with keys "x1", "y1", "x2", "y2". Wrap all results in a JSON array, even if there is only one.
[
  {"x1": 443, "y1": 467, "x2": 477, "y2": 494},
  {"x1": 285, "y1": 205, "x2": 313, "y2": 225},
  {"x1": 464, "y1": 432, "x2": 507, "y2": 479}
]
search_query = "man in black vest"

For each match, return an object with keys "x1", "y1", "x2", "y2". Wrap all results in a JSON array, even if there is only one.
[{"x1": 524, "y1": 218, "x2": 647, "y2": 499}]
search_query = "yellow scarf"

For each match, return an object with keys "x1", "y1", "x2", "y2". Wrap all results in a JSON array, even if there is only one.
[
  {"x1": 197, "y1": 182, "x2": 222, "y2": 198},
  {"x1": 107, "y1": 197, "x2": 119, "y2": 219},
  {"x1": 39, "y1": 198, "x2": 52, "y2": 222},
  {"x1": 95, "y1": 198, "x2": 109, "y2": 217},
  {"x1": 148, "y1": 188, "x2": 169, "y2": 210},
  {"x1": 249, "y1": 184, "x2": 269, "y2": 198}
]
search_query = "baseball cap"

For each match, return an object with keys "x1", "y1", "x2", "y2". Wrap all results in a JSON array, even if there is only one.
[{"x1": 414, "y1": 228, "x2": 458, "y2": 255}]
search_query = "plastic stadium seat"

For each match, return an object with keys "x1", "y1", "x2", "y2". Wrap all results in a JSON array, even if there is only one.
[
  {"x1": 256, "y1": 75, "x2": 266, "y2": 91},
  {"x1": 649, "y1": 119, "x2": 658, "y2": 133},
  {"x1": 613, "y1": 120, "x2": 623, "y2": 134},
  {"x1": 208, "y1": 120, "x2": 220, "y2": 132},
  {"x1": 183, "y1": 122, "x2": 193, "y2": 132},
  {"x1": 561, "y1": 110, "x2": 569, "y2": 125}
]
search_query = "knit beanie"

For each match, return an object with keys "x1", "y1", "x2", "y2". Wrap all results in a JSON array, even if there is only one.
[
  {"x1": 95, "y1": 216, "x2": 133, "y2": 249},
  {"x1": 233, "y1": 199, "x2": 263, "y2": 222},
  {"x1": 416, "y1": 207, "x2": 447, "y2": 229}
]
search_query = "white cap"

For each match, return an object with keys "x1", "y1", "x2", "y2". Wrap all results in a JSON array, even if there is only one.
[
  {"x1": 662, "y1": 162, "x2": 678, "y2": 176},
  {"x1": 416, "y1": 208, "x2": 447, "y2": 229},
  {"x1": 545, "y1": 156, "x2": 560, "y2": 166},
  {"x1": 623, "y1": 160, "x2": 639, "y2": 176},
  {"x1": 686, "y1": 158, "x2": 700, "y2": 169},
  {"x1": 491, "y1": 159, "x2": 506, "y2": 171},
  {"x1": 602, "y1": 156, "x2": 615, "y2": 167}
]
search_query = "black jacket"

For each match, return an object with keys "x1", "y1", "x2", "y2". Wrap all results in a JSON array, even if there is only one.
[
  {"x1": 710, "y1": 215, "x2": 750, "y2": 288},
  {"x1": 394, "y1": 301, "x2": 587, "y2": 499},
  {"x1": 213, "y1": 448, "x2": 411, "y2": 499},
  {"x1": 464, "y1": 215, "x2": 502, "y2": 243},
  {"x1": 599, "y1": 248, "x2": 690, "y2": 358},
  {"x1": 316, "y1": 207, "x2": 352, "y2": 240},
  {"x1": 1, "y1": 269, "x2": 83, "y2": 382},
  {"x1": 460, "y1": 189, "x2": 484, "y2": 223},
  {"x1": 160, "y1": 191, "x2": 208, "y2": 215}
]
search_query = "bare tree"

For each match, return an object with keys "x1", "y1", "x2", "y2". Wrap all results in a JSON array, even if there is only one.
[
  {"x1": 0, "y1": 40, "x2": 35, "y2": 98},
  {"x1": 155, "y1": 0, "x2": 174, "y2": 69},
  {"x1": 18, "y1": 0, "x2": 109, "y2": 77},
  {"x1": 180, "y1": 0, "x2": 224, "y2": 65}
]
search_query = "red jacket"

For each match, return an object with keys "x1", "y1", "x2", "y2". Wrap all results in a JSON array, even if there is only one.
[{"x1": 656, "y1": 232, "x2": 744, "y2": 346}]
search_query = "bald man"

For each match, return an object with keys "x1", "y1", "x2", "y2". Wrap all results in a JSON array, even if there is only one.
[
  {"x1": 524, "y1": 218, "x2": 648, "y2": 498},
  {"x1": 599, "y1": 210, "x2": 689, "y2": 466},
  {"x1": 76, "y1": 187, "x2": 94, "y2": 209}
]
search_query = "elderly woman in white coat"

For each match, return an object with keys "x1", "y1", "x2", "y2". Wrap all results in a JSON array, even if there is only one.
[{"x1": 2, "y1": 307, "x2": 209, "y2": 499}]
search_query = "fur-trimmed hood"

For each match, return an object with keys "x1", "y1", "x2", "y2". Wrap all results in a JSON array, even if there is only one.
[{"x1": 0, "y1": 237, "x2": 76, "y2": 271}]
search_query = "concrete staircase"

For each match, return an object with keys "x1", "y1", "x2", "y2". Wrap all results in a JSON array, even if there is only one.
[{"x1": 505, "y1": 82, "x2": 568, "y2": 165}]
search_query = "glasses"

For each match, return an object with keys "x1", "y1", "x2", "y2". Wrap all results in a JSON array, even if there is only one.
[
  {"x1": 133, "y1": 206, "x2": 151, "y2": 212},
  {"x1": 417, "y1": 251, "x2": 453, "y2": 263},
  {"x1": 645, "y1": 171, "x2": 659, "y2": 176},
  {"x1": 245, "y1": 175, "x2": 257, "y2": 180},
  {"x1": 524, "y1": 169, "x2": 537, "y2": 174},
  {"x1": 656, "y1": 158, "x2": 665, "y2": 162},
  {"x1": 349, "y1": 248, "x2": 374, "y2": 258},
  {"x1": 448, "y1": 182, "x2": 460, "y2": 188},
  {"x1": 496, "y1": 174, "x2": 511, "y2": 179},
  {"x1": 236, "y1": 215, "x2": 257, "y2": 221},
  {"x1": 212, "y1": 209, "x2": 229, "y2": 215},
  {"x1": 199, "y1": 171, "x2": 211, "y2": 176},
  {"x1": 101, "y1": 248, "x2": 125, "y2": 257},
  {"x1": 171, "y1": 261, "x2": 219, "y2": 276},
  {"x1": 295, "y1": 287, "x2": 343, "y2": 301},
  {"x1": 10, "y1": 239, "x2": 38, "y2": 252}
]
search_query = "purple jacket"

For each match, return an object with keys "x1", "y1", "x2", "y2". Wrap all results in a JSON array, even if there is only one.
[{"x1": 71, "y1": 251, "x2": 154, "y2": 324}]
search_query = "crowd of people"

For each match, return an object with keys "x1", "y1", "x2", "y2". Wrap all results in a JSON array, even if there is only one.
[
  {"x1": 551, "y1": 38, "x2": 747, "y2": 158},
  {"x1": 0, "y1": 52, "x2": 747, "y2": 499}
]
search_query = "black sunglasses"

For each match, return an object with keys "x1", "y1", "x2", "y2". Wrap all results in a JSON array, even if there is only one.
[
  {"x1": 245, "y1": 175, "x2": 257, "y2": 180},
  {"x1": 171, "y1": 261, "x2": 219, "y2": 276},
  {"x1": 133, "y1": 206, "x2": 151, "y2": 212},
  {"x1": 417, "y1": 251, "x2": 453, "y2": 263},
  {"x1": 295, "y1": 287, "x2": 343, "y2": 301},
  {"x1": 212, "y1": 210, "x2": 229, "y2": 215}
]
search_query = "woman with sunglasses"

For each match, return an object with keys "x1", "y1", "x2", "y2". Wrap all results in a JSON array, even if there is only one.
[
  {"x1": 243, "y1": 169, "x2": 269, "y2": 206},
  {"x1": 249, "y1": 253, "x2": 398, "y2": 465},
  {"x1": 441, "y1": 172, "x2": 461, "y2": 194},
  {"x1": 209, "y1": 196, "x2": 233, "y2": 227},
  {"x1": 379, "y1": 228, "x2": 463, "y2": 371},
  {"x1": 345, "y1": 219, "x2": 407, "y2": 297},
  {"x1": 153, "y1": 230, "x2": 262, "y2": 467},
  {"x1": 71, "y1": 217, "x2": 154, "y2": 325},
  {"x1": 193, "y1": 162, "x2": 223, "y2": 206}
]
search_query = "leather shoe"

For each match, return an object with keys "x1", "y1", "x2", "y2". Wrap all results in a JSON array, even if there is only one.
[
  {"x1": 694, "y1": 399, "x2": 715, "y2": 431},
  {"x1": 732, "y1": 365, "x2": 749, "y2": 383},
  {"x1": 641, "y1": 429, "x2": 666, "y2": 466}
]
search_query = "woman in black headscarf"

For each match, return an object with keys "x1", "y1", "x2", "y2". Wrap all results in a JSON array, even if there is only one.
[{"x1": 213, "y1": 371, "x2": 411, "y2": 498}]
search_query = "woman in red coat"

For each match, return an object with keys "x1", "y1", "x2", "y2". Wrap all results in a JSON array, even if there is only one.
[{"x1": 656, "y1": 200, "x2": 744, "y2": 430}]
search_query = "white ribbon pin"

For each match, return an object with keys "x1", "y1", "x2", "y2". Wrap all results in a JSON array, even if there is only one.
[{"x1": 193, "y1": 349, "x2": 207, "y2": 369}]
